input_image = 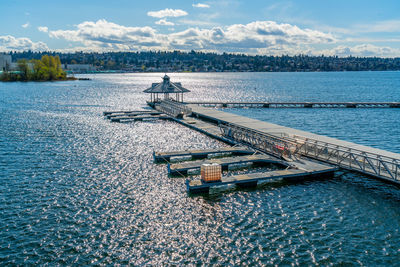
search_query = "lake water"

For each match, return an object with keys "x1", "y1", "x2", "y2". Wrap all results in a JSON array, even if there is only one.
[{"x1": 1, "y1": 72, "x2": 400, "y2": 265}]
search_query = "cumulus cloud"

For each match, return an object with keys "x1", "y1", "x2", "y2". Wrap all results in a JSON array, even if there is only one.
[
  {"x1": 49, "y1": 19, "x2": 164, "y2": 51},
  {"x1": 38, "y1": 26, "x2": 49, "y2": 32},
  {"x1": 155, "y1": 19, "x2": 174, "y2": 26},
  {"x1": 168, "y1": 21, "x2": 336, "y2": 51},
  {"x1": 193, "y1": 3, "x2": 210, "y2": 8},
  {"x1": 22, "y1": 22, "x2": 30, "y2": 28},
  {"x1": 0, "y1": 35, "x2": 48, "y2": 51},
  {"x1": 46, "y1": 19, "x2": 336, "y2": 53},
  {"x1": 147, "y1": 8, "x2": 188, "y2": 18}
]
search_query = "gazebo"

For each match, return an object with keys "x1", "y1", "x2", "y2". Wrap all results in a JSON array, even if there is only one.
[{"x1": 143, "y1": 75, "x2": 190, "y2": 103}]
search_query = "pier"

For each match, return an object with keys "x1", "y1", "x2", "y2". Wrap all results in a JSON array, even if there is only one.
[
  {"x1": 155, "y1": 99, "x2": 400, "y2": 184},
  {"x1": 186, "y1": 101, "x2": 400, "y2": 108},
  {"x1": 104, "y1": 76, "x2": 400, "y2": 191}
]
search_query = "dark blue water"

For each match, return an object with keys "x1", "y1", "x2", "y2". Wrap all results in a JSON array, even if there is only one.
[{"x1": 1, "y1": 72, "x2": 400, "y2": 265}]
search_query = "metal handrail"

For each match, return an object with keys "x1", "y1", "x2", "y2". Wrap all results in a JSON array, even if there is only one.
[
  {"x1": 219, "y1": 122, "x2": 400, "y2": 181},
  {"x1": 157, "y1": 99, "x2": 192, "y2": 117}
]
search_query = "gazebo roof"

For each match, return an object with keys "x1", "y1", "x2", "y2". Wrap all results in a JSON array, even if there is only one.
[{"x1": 143, "y1": 75, "x2": 190, "y2": 94}]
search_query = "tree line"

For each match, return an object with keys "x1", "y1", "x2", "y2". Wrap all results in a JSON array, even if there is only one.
[{"x1": 5, "y1": 51, "x2": 400, "y2": 72}]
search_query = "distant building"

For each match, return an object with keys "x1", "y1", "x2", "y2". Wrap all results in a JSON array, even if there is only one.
[
  {"x1": 0, "y1": 54, "x2": 12, "y2": 71},
  {"x1": 63, "y1": 64, "x2": 96, "y2": 73}
]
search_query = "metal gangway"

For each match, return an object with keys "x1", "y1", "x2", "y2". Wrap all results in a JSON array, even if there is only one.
[
  {"x1": 156, "y1": 99, "x2": 192, "y2": 118},
  {"x1": 219, "y1": 122, "x2": 400, "y2": 183}
]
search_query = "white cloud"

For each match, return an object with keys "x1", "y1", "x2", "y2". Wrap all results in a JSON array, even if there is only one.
[
  {"x1": 49, "y1": 19, "x2": 165, "y2": 51},
  {"x1": 193, "y1": 3, "x2": 210, "y2": 8},
  {"x1": 155, "y1": 19, "x2": 174, "y2": 26},
  {"x1": 147, "y1": 8, "x2": 188, "y2": 18},
  {"x1": 320, "y1": 44, "x2": 400, "y2": 57},
  {"x1": 179, "y1": 19, "x2": 218, "y2": 27},
  {"x1": 0, "y1": 35, "x2": 48, "y2": 51},
  {"x1": 22, "y1": 22, "x2": 30, "y2": 28},
  {"x1": 46, "y1": 19, "x2": 336, "y2": 53},
  {"x1": 38, "y1": 26, "x2": 49, "y2": 33},
  {"x1": 168, "y1": 21, "x2": 336, "y2": 51}
]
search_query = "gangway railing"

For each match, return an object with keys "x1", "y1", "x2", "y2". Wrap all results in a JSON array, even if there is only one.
[
  {"x1": 156, "y1": 99, "x2": 192, "y2": 118},
  {"x1": 219, "y1": 123, "x2": 400, "y2": 182}
]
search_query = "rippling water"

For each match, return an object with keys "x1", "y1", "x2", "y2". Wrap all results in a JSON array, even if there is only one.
[{"x1": 1, "y1": 72, "x2": 400, "y2": 265}]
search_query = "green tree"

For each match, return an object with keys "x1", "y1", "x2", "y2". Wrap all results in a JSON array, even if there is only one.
[{"x1": 17, "y1": 59, "x2": 30, "y2": 81}]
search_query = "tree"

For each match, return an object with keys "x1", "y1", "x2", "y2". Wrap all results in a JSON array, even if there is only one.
[{"x1": 17, "y1": 59, "x2": 30, "y2": 80}]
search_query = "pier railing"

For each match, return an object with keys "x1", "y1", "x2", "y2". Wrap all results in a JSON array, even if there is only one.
[
  {"x1": 219, "y1": 123, "x2": 400, "y2": 182},
  {"x1": 156, "y1": 99, "x2": 192, "y2": 117}
]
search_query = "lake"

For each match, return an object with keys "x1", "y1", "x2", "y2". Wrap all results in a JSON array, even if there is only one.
[{"x1": 1, "y1": 72, "x2": 400, "y2": 265}]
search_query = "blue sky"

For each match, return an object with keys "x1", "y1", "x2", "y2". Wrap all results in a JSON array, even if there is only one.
[{"x1": 1, "y1": 0, "x2": 400, "y2": 57}]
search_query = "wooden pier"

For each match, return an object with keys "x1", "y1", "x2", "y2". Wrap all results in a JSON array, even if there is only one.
[
  {"x1": 186, "y1": 101, "x2": 400, "y2": 109},
  {"x1": 154, "y1": 146, "x2": 254, "y2": 163}
]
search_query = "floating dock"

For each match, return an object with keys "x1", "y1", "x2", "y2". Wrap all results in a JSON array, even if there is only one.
[
  {"x1": 103, "y1": 110, "x2": 162, "y2": 116},
  {"x1": 186, "y1": 101, "x2": 400, "y2": 108},
  {"x1": 187, "y1": 167, "x2": 337, "y2": 193},
  {"x1": 155, "y1": 146, "x2": 338, "y2": 193},
  {"x1": 110, "y1": 114, "x2": 170, "y2": 122},
  {"x1": 103, "y1": 110, "x2": 171, "y2": 122},
  {"x1": 168, "y1": 154, "x2": 286, "y2": 176},
  {"x1": 154, "y1": 146, "x2": 254, "y2": 163},
  {"x1": 164, "y1": 148, "x2": 338, "y2": 193},
  {"x1": 105, "y1": 111, "x2": 162, "y2": 119}
]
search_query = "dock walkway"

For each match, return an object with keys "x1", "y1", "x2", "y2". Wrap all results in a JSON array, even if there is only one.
[{"x1": 186, "y1": 104, "x2": 400, "y2": 183}]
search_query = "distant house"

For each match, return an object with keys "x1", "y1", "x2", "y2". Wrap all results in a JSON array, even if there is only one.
[
  {"x1": 63, "y1": 64, "x2": 96, "y2": 73},
  {"x1": 0, "y1": 54, "x2": 12, "y2": 71}
]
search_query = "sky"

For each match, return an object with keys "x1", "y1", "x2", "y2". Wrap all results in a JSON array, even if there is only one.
[{"x1": 1, "y1": 0, "x2": 400, "y2": 57}]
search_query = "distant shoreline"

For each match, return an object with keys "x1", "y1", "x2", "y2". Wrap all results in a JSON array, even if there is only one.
[
  {"x1": 7, "y1": 51, "x2": 400, "y2": 73},
  {"x1": 0, "y1": 77, "x2": 80, "y2": 82}
]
